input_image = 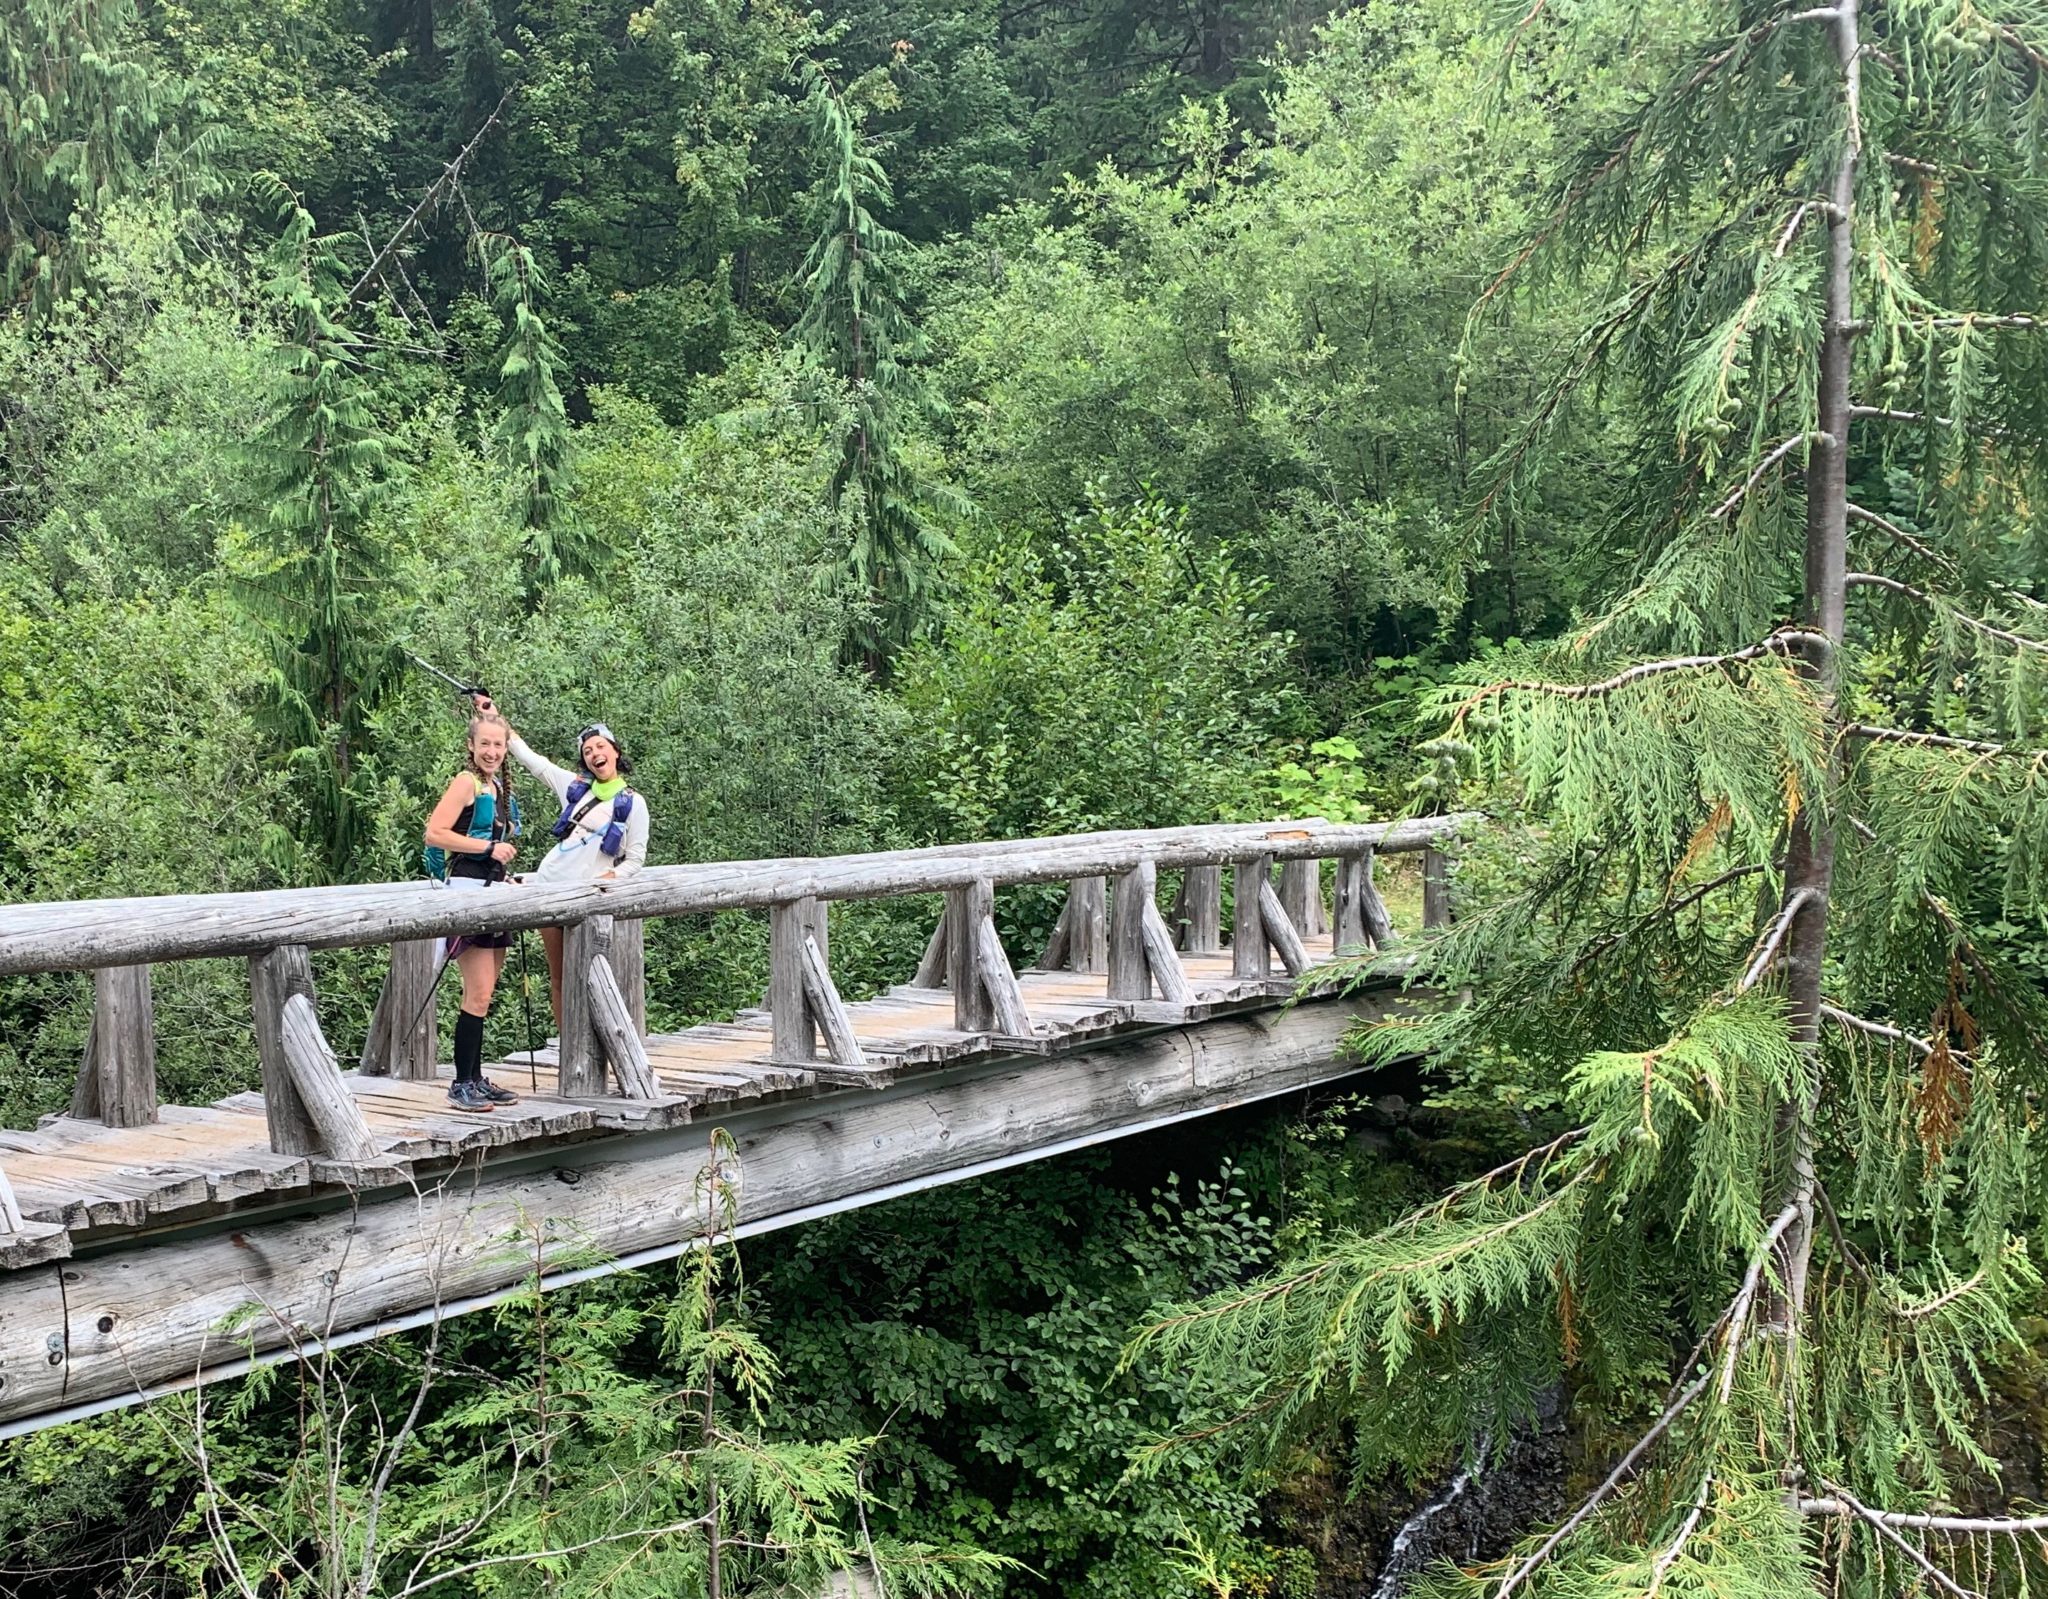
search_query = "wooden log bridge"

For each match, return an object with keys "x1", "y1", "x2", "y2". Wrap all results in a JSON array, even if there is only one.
[{"x1": 0, "y1": 814, "x2": 1465, "y2": 1437}]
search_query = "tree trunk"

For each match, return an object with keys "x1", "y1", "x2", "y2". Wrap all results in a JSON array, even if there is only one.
[{"x1": 1769, "y1": 0, "x2": 1860, "y2": 1345}]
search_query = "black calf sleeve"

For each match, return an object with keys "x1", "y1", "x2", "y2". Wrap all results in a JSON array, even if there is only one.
[{"x1": 454, "y1": 1010, "x2": 486, "y2": 1084}]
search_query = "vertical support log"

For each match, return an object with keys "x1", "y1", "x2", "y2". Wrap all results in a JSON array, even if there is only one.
[
  {"x1": 588, "y1": 957, "x2": 659, "y2": 1097},
  {"x1": 559, "y1": 916, "x2": 613, "y2": 1096},
  {"x1": 1109, "y1": 861, "x2": 1156, "y2": 1001},
  {"x1": 1068, "y1": 877, "x2": 1107, "y2": 974},
  {"x1": 358, "y1": 964, "x2": 395, "y2": 1076},
  {"x1": 610, "y1": 917, "x2": 648, "y2": 1039},
  {"x1": 1333, "y1": 854, "x2": 1369, "y2": 953},
  {"x1": 91, "y1": 965, "x2": 158, "y2": 1127},
  {"x1": 1232, "y1": 854, "x2": 1272, "y2": 980},
  {"x1": 0, "y1": 1160, "x2": 22, "y2": 1233},
  {"x1": 1278, "y1": 859, "x2": 1318, "y2": 936},
  {"x1": 912, "y1": 914, "x2": 949, "y2": 988},
  {"x1": 770, "y1": 897, "x2": 825, "y2": 1064},
  {"x1": 1181, "y1": 864, "x2": 1223, "y2": 954},
  {"x1": 250, "y1": 945, "x2": 322, "y2": 1156},
  {"x1": 386, "y1": 939, "x2": 442, "y2": 1081},
  {"x1": 1423, "y1": 847, "x2": 1452, "y2": 930},
  {"x1": 68, "y1": 1013, "x2": 100, "y2": 1119},
  {"x1": 279, "y1": 994, "x2": 379, "y2": 1162},
  {"x1": 945, "y1": 880, "x2": 996, "y2": 1032},
  {"x1": 1257, "y1": 880, "x2": 1312, "y2": 978}
]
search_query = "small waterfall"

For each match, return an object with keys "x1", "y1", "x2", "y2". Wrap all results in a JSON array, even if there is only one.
[{"x1": 1369, "y1": 1445, "x2": 1486, "y2": 1599}]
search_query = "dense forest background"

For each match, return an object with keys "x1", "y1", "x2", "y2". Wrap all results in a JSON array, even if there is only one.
[{"x1": 6, "y1": 0, "x2": 2048, "y2": 1592}]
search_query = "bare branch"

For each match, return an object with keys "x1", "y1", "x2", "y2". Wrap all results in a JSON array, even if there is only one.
[
  {"x1": 345, "y1": 88, "x2": 516, "y2": 308},
  {"x1": 1846, "y1": 572, "x2": 2048, "y2": 654},
  {"x1": 1738, "y1": 888, "x2": 1822, "y2": 993},
  {"x1": 1454, "y1": 630, "x2": 1829, "y2": 719},
  {"x1": 1820, "y1": 1003, "x2": 1935, "y2": 1059},
  {"x1": 1711, "y1": 432, "x2": 1829, "y2": 519},
  {"x1": 1842, "y1": 724, "x2": 2041, "y2": 758},
  {"x1": 1719, "y1": 1204, "x2": 1803, "y2": 1401},
  {"x1": 1812, "y1": 1482, "x2": 1985, "y2": 1599},
  {"x1": 388, "y1": 1515, "x2": 717, "y2": 1599},
  {"x1": 1645, "y1": 1472, "x2": 1715, "y2": 1596},
  {"x1": 1846, "y1": 503, "x2": 2048, "y2": 615}
]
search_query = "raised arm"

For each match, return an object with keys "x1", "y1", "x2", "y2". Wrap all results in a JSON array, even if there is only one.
[{"x1": 473, "y1": 694, "x2": 575, "y2": 803}]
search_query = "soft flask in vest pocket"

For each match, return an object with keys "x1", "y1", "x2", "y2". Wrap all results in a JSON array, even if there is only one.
[{"x1": 599, "y1": 793, "x2": 634, "y2": 858}]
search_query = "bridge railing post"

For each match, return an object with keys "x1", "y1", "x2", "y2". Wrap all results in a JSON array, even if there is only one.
[
  {"x1": 1178, "y1": 864, "x2": 1223, "y2": 954},
  {"x1": 769, "y1": 897, "x2": 869, "y2": 1069},
  {"x1": 943, "y1": 878, "x2": 1032, "y2": 1036},
  {"x1": 362, "y1": 939, "x2": 441, "y2": 1079},
  {"x1": 68, "y1": 965, "x2": 159, "y2": 1127},
  {"x1": 1232, "y1": 853, "x2": 1272, "y2": 979},
  {"x1": 250, "y1": 944, "x2": 378, "y2": 1160},
  {"x1": 1423, "y1": 846, "x2": 1453, "y2": 930},
  {"x1": 1278, "y1": 858, "x2": 1324, "y2": 940},
  {"x1": 1109, "y1": 862, "x2": 1195, "y2": 1004}
]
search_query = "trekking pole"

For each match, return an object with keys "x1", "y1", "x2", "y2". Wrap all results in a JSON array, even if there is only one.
[
  {"x1": 401, "y1": 647, "x2": 490, "y2": 701},
  {"x1": 515, "y1": 928, "x2": 541, "y2": 1090},
  {"x1": 395, "y1": 942, "x2": 458, "y2": 1072}
]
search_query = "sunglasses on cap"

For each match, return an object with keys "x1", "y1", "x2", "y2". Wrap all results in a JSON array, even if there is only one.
[{"x1": 578, "y1": 723, "x2": 619, "y2": 750}]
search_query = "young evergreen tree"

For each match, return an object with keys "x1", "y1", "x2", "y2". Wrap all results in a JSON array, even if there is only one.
[
  {"x1": 480, "y1": 232, "x2": 583, "y2": 597},
  {"x1": 796, "y1": 60, "x2": 963, "y2": 663},
  {"x1": 243, "y1": 190, "x2": 397, "y2": 880},
  {"x1": 1132, "y1": 2, "x2": 2048, "y2": 1592}
]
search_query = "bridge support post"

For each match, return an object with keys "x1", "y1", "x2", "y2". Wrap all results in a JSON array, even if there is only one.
[
  {"x1": 1179, "y1": 865, "x2": 1223, "y2": 954},
  {"x1": 1423, "y1": 847, "x2": 1453, "y2": 930},
  {"x1": 362, "y1": 940, "x2": 442, "y2": 1080},
  {"x1": 610, "y1": 918, "x2": 648, "y2": 1039},
  {"x1": 559, "y1": 916, "x2": 613, "y2": 1096},
  {"x1": 1333, "y1": 854, "x2": 1369, "y2": 953},
  {"x1": 249, "y1": 945, "x2": 329, "y2": 1156},
  {"x1": 1257, "y1": 880, "x2": 1312, "y2": 978},
  {"x1": 68, "y1": 966, "x2": 158, "y2": 1127},
  {"x1": 946, "y1": 880, "x2": 996, "y2": 1032},
  {"x1": 1232, "y1": 854, "x2": 1272, "y2": 980},
  {"x1": 1067, "y1": 877, "x2": 1106, "y2": 973},
  {"x1": 770, "y1": 897, "x2": 829, "y2": 1062},
  {"x1": 1278, "y1": 859, "x2": 1323, "y2": 938}
]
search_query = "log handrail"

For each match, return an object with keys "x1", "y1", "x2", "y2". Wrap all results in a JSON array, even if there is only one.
[{"x1": 0, "y1": 816, "x2": 1469, "y2": 976}]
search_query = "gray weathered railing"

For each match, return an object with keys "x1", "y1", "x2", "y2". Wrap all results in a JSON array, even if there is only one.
[{"x1": 0, "y1": 815, "x2": 1465, "y2": 1247}]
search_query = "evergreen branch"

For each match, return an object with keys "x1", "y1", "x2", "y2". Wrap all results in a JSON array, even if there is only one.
[
  {"x1": 386, "y1": 1513, "x2": 718, "y2": 1598},
  {"x1": 1644, "y1": 1470, "x2": 1716, "y2": 1597},
  {"x1": 1892, "y1": 1265, "x2": 1993, "y2": 1323},
  {"x1": 1811, "y1": 1482, "x2": 1985, "y2": 1599},
  {"x1": 1845, "y1": 724, "x2": 2046, "y2": 759},
  {"x1": 1846, "y1": 572, "x2": 2048, "y2": 654},
  {"x1": 1489, "y1": 1369, "x2": 1714, "y2": 1599},
  {"x1": 1847, "y1": 504, "x2": 2048, "y2": 616},
  {"x1": 1738, "y1": 888, "x2": 1822, "y2": 992},
  {"x1": 1453, "y1": 630, "x2": 1829, "y2": 718},
  {"x1": 344, "y1": 88, "x2": 516, "y2": 308},
  {"x1": 1710, "y1": 433, "x2": 1829, "y2": 518}
]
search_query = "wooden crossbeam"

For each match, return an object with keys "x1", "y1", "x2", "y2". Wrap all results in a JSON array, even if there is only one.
[
  {"x1": 278, "y1": 995, "x2": 379, "y2": 1163},
  {"x1": 1257, "y1": 879, "x2": 1312, "y2": 977},
  {"x1": 588, "y1": 956, "x2": 659, "y2": 1098},
  {"x1": 972, "y1": 912, "x2": 1033, "y2": 1037},
  {"x1": 1138, "y1": 899, "x2": 1196, "y2": 1004},
  {"x1": 799, "y1": 932, "x2": 867, "y2": 1068}
]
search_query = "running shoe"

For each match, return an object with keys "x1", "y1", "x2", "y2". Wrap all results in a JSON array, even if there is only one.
[
  {"x1": 477, "y1": 1079, "x2": 521, "y2": 1106},
  {"x1": 447, "y1": 1079, "x2": 496, "y2": 1113}
]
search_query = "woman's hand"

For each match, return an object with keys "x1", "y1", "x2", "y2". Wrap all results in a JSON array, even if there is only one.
[
  {"x1": 490, "y1": 841, "x2": 517, "y2": 864},
  {"x1": 598, "y1": 870, "x2": 617, "y2": 881}
]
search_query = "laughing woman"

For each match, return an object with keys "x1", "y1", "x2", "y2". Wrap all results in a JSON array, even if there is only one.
[
  {"x1": 423, "y1": 708, "x2": 524, "y2": 1113},
  {"x1": 473, "y1": 695, "x2": 650, "y2": 1028}
]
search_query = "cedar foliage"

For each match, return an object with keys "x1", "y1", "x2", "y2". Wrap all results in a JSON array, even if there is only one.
[{"x1": 1133, "y1": 2, "x2": 2048, "y2": 1593}]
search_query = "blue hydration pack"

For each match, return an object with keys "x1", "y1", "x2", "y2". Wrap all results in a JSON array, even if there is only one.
[
  {"x1": 551, "y1": 782, "x2": 635, "y2": 860},
  {"x1": 425, "y1": 780, "x2": 522, "y2": 882}
]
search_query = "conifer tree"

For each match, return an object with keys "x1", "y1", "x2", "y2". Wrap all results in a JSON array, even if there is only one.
[
  {"x1": 796, "y1": 60, "x2": 963, "y2": 663},
  {"x1": 480, "y1": 233, "x2": 582, "y2": 597},
  {"x1": 243, "y1": 190, "x2": 397, "y2": 880},
  {"x1": 1132, "y1": 3, "x2": 2048, "y2": 1592}
]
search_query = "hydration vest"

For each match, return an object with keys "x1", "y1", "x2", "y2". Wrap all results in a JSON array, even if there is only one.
[
  {"x1": 550, "y1": 781, "x2": 636, "y2": 861},
  {"x1": 425, "y1": 777, "x2": 522, "y2": 882}
]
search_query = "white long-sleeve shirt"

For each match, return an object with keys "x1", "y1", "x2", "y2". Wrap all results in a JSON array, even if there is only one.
[{"x1": 509, "y1": 735, "x2": 650, "y2": 884}]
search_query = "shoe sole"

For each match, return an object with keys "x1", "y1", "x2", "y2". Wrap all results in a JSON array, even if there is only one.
[{"x1": 446, "y1": 1097, "x2": 496, "y2": 1114}]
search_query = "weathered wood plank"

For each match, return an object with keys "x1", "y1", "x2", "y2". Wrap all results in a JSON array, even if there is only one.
[
  {"x1": 1137, "y1": 900, "x2": 1196, "y2": 1006},
  {"x1": 1232, "y1": 854, "x2": 1272, "y2": 980},
  {"x1": 945, "y1": 880, "x2": 995, "y2": 1033},
  {"x1": 800, "y1": 932, "x2": 868, "y2": 1069},
  {"x1": 1181, "y1": 865, "x2": 1223, "y2": 954},
  {"x1": 971, "y1": 913, "x2": 1032, "y2": 1038},
  {"x1": 249, "y1": 946, "x2": 322, "y2": 1156},
  {"x1": 1109, "y1": 862, "x2": 1155, "y2": 1001},
  {"x1": 609, "y1": 917, "x2": 647, "y2": 1039},
  {"x1": 1423, "y1": 846, "x2": 1452, "y2": 930},
  {"x1": 90, "y1": 965, "x2": 158, "y2": 1129},
  {"x1": 589, "y1": 957, "x2": 660, "y2": 1099},
  {"x1": 558, "y1": 916, "x2": 612, "y2": 1096},
  {"x1": 279, "y1": 995, "x2": 380, "y2": 1163},
  {"x1": 0, "y1": 817, "x2": 1478, "y2": 975},
  {"x1": 1257, "y1": 879, "x2": 1312, "y2": 978}
]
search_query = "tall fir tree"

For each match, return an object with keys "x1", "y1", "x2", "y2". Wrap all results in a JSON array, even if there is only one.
[
  {"x1": 243, "y1": 190, "x2": 397, "y2": 881},
  {"x1": 1132, "y1": 2, "x2": 2048, "y2": 1592},
  {"x1": 795, "y1": 59, "x2": 963, "y2": 665},
  {"x1": 479, "y1": 232, "x2": 583, "y2": 598}
]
